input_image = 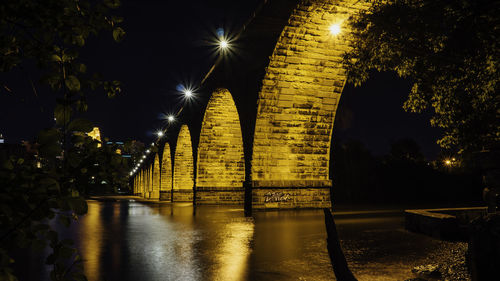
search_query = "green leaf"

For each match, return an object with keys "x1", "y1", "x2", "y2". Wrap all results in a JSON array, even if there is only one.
[
  {"x1": 112, "y1": 27, "x2": 125, "y2": 42},
  {"x1": 65, "y1": 75, "x2": 81, "y2": 92},
  {"x1": 2, "y1": 160, "x2": 14, "y2": 170},
  {"x1": 54, "y1": 103, "x2": 72, "y2": 126},
  {"x1": 38, "y1": 129, "x2": 61, "y2": 145},
  {"x1": 40, "y1": 177, "x2": 60, "y2": 192},
  {"x1": 67, "y1": 119, "x2": 93, "y2": 133},
  {"x1": 76, "y1": 63, "x2": 87, "y2": 73},
  {"x1": 51, "y1": 55, "x2": 62, "y2": 62},
  {"x1": 104, "y1": 0, "x2": 121, "y2": 9},
  {"x1": 76, "y1": 99, "x2": 88, "y2": 112},
  {"x1": 73, "y1": 35, "x2": 85, "y2": 47},
  {"x1": 68, "y1": 153, "x2": 81, "y2": 168}
]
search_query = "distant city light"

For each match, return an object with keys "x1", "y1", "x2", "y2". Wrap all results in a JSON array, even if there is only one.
[
  {"x1": 329, "y1": 24, "x2": 341, "y2": 35},
  {"x1": 444, "y1": 159, "x2": 452, "y2": 166}
]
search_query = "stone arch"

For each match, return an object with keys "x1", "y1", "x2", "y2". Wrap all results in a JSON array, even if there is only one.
[
  {"x1": 140, "y1": 169, "x2": 144, "y2": 196},
  {"x1": 196, "y1": 88, "x2": 246, "y2": 204},
  {"x1": 251, "y1": 0, "x2": 369, "y2": 209},
  {"x1": 134, "y1": 176, "x2": 138, "y2": 195},
  {"x1": 173, "y1": 124, "x2": 194, "y2": 202},
  {"x1": 151, "y1": 153, "x2": 161, "y2": 199},
  {"x1": 145, "y1": 166, "x2": 151, "y2": 199},
  {"x1": 160, "y1": 143, "x2": 173, "y2": 201}
]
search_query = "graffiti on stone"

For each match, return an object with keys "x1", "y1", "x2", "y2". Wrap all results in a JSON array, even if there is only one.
[{"x1": 264, "y1": 192, "x2": 291, "y2": 203}]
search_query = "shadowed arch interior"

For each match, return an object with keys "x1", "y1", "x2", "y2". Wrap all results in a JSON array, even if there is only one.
[{"x1": 173, "y1": 124, "x2": 194, "y2": 202}]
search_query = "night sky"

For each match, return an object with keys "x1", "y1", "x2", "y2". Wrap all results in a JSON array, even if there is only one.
[{"x1": 0, "y1": 0, "x2": 442, "y2": 159}]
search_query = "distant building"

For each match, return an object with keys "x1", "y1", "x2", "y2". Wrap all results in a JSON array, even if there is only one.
[
  {"x1": 87, "y1": 127, "x2": 102, "y2": 147},
  {"x1": 0, "y1": 133, "x2": 4, "y2": 144}
]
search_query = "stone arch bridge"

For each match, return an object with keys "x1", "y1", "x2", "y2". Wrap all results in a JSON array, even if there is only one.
[{"x1": 132, "y1": 0, "x2": 370, "y2": 209}]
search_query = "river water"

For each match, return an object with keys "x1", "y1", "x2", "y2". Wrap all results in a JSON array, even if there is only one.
[{"x1": 17, "y1": 199, "x2": 467, "y2": 281}]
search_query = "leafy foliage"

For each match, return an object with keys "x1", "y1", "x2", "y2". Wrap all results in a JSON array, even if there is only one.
[
  {"x1": 0, "y1": 0, "x2": 125, "y2": 280},
  {"x1": 343, "y1": 0, "x2": 499, "y2": 154}
]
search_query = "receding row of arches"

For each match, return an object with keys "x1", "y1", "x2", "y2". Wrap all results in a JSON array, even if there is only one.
[
  {"x1": 132, "y1": 88, "x2": 245, "y2": 204},
  {"x1": 132, "y1": 0, "x2": 371, "y2": 208}
]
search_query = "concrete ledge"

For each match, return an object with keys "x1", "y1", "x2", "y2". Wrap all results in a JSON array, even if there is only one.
[
  {"x1": 159, "y1": 191, "x2": 171, "y2": 202},
  {"x1": 252, "y1": 180, "x2": 332, "y2": 188},
  {"x1": 196, "y1": 190, "x2": 244, "y2": 204},
  {"x1": 172, "y1": 189, "x2": 193, "y2": 202},
  {"x1": 252, "y1": 187, "x2": 331, "y2": 209},
  {"x1": 405, "y1": 207, "x2": 487, "y2": 241}
]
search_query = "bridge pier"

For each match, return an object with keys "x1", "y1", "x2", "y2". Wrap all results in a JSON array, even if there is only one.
[
  {"x1": 196, "y1": 188, "x2": 244, "y2": 205},
  {"x1": 251, "y1": 180, "x2": 331, "y2": 209}
]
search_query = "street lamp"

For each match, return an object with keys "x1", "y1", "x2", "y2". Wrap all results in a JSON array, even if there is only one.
[{"x1": 329, "y1": 23, "x2": 341, "y2": 36}]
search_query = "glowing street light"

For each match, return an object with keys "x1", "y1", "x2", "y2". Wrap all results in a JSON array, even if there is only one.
[
  {"x1": 444, "y1": 159, "x2": 452, "y2": 166},
  {"x1": 157, "y1": 131, "x2": 164, "y2": 137},
  {"x1": 329, "y1": 24, "x2": 341, "y2": 36},
  {"x1": 139, "y1": 159, "x2": 143, "y2": 163},
  {"x1": 142, "y1": 155, "x2": 146, "y2": 159},
  {"x1": 146, "y1": 149, "x2": 151, "y2": 154},
  {"x1": 184, "y1": 89, "x2": 193, "y2": 98},
  {"x1": 167, "y1": 115, "x2": 175, "y2": 122},
  {"x1": 219, "y1": 39, "x2": 229, "y2": 49}
]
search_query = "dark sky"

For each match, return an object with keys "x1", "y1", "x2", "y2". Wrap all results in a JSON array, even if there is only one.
[{"x1": 0, "y1": 0, "x2": 442, "y2": 159}]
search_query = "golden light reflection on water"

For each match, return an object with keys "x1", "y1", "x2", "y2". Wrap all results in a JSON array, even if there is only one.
[
  {"x1": 79, "y1": 201, "x2": 103, "y2": 281},
  {"x1": 214, "y1": 220, "x2": 254, "y2": 281}
]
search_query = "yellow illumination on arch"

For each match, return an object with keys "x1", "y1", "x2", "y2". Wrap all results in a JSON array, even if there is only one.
[
  {"x1": 173, "y1": 125, "x2": 194, "y2": 201},
  {"x1": 196, "y1": 88, "x2": 245, "y2": 190},
  {"x1": 152, "y1": 153, "x2": 160, "y2": 199},
  {"x1": 251, "y1": 0, "x2": 369, "y2": 208},
  {"x1": 160, "y1": 143, "x2": 173, "y2": 200}
]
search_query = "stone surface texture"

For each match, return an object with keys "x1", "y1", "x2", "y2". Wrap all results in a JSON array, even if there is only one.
[
  {"x1": 151, "y1": 153, "x2": 160, "y2": 199},
  {"x1": 160, "y1": 143, "x2": 172, "y2": 201},
  {"x1": 173, "y1": 125, "x2": 194, "y2": 201},
  {"x1": 251, "y1": 0, "x2": 368, "y2": 187},
  {"x1": 196, "y1": 88, "x2": 245, "y2": 203}
]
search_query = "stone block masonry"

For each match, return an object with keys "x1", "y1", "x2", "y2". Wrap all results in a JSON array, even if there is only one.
[
  {"x1": 173, "y1": 125, "x2": 194, "y2": 202},
  {"x1": 251, "y1": 0, "x2": 369, "y2": 209},
  {"x1": 196, "y1": 88, "x2": 245, "y2": 204},
  {"x1": 160, "y1": 143, "x2": 173, "y2": 202}
]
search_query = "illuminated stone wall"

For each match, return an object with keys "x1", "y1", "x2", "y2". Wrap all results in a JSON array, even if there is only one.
[
  {"x1": 251, "y1": 0, "x2": 369, "y2": 208},
  {"x1": 196, "y1": 88, "x2": 245, "y2": 204},
  {"x1": 139, "y1": 170, "x2": 143, "y2": 197},
  {"x1": 173, "y1": 125, "x2": 194, "y2": 202},
  {"x1": 146, "y1": 166, "x2": 152, "y2": 199},
  {"x1": 160, "y1": 143, "x2": 173, "y2": 201},
  {"x1": 151, "y1": 153, "x2": 160, "y2": 199}
]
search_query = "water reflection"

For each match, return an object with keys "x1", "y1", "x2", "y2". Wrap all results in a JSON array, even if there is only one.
[{"x1": 21, "y1": 200, "x2": 447, "y2": 281}]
